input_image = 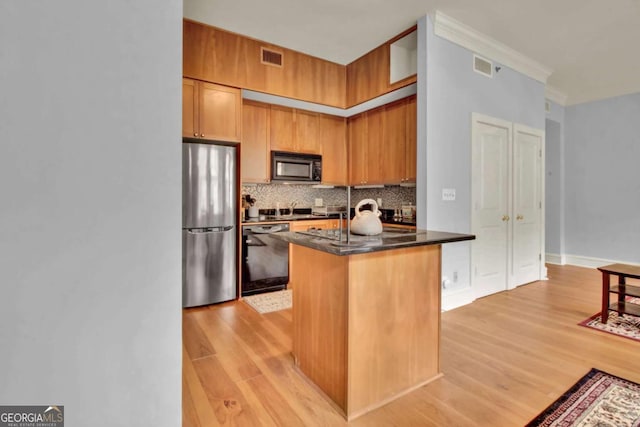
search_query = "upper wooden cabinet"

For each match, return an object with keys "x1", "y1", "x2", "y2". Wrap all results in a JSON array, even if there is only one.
[
  {"x1": 182, "y1": 78, "x2": 241, "y2": 142},
  {"x1": 241, "y1": 101, "x2": 347, "y2": 184},
  {"x1": 183, "y1": 19, "x2": 346, "y2": 108},
  {"x1": 318, "y1": 114, "x2": 347, "y2": 186},
  {"x1": 346, "y1": 27, "x2": 417, "y2": 107},
  {"x1": 348, "y1": 95, "x2": 416, "y2": 185},
  {"x1": 269, "y1": 106, "x2": 321, "y2": 155},
  {"x1": 269, "y1": 105, "x2": 295, "y2": 152},
  {"x1": 241, "y1": 100, "x2": 270, "y2": 183}
]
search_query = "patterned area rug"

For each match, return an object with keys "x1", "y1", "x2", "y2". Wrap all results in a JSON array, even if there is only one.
[
  {"x1": 243, "y1": 290, "x2": 292, "y2": 314},
  {"x1": 579, "y1": 297, "x2": 640, "y2": 342},
  {"x1": 526, "y1": 368, "x2": 640, "y2": 426}
]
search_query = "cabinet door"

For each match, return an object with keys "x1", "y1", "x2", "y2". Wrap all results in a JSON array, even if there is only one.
[
  {"x1": 319, "y1": 114, "x2": 347, "y2": 185},
  {"x1": 348, "y1": 113, "x2": 368, "y2": 185},
  {"x1": 289, "y1": 220, "x2": 332, "y2": 232},
  {"x1": 294, "y1": 110, "x2": 320, "y2": 154},
  {"x1": 199, "y1": 82, "x2": 242, "y2": 142},
  {"x1": 404, "y1": 95, "x2": 417, "y2": 182},
  {"x1": 269, "y1": 105, "x2": 295, "y2": 152},
  {"x1": 182, "y1": 78, "x2": 199, "y2": 138},
  {"x1": 366, "y1": 107, "x2": 384, "y2": 184},
  {"x1": 381, "y1": 99, "x2": 406, "y2": 184},
  {"x1": 241, "y1": 101, "x2": 270, "y2": 183}
]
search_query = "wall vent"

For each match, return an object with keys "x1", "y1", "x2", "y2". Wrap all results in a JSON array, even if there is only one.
[
  {"x1": 261, "y1": 47, "x2": 283, "y2": 67},
  {"x1": 473, "y1": 54, "x2": 493, "y2": 78},
  {"x1": 545, "y1": 100, "x2": 551, "y2": 113}
]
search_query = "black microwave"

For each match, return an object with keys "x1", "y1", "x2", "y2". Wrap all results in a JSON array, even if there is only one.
[{"x1": 271, "y1": 151, "x2": 322, "y2": 183}]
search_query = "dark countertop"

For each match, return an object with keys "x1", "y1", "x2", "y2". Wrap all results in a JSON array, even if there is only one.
[
  {"x1": 242, "y1": 208, "x2": 416, "y2": 226},
  {"x1": 271, "y1": 229, "x2": 474, "y2": 256}
]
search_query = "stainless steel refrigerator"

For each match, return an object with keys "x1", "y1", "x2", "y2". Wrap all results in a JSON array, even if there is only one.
[{"x1": 182, "y1": 141, "x2": 237, "y2": 307}]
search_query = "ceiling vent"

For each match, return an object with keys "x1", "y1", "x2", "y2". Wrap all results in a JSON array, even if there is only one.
[
  {"x1": 261, "y1": 47, "x2": 283, "y2": 67},
  {"x1": 473, "y1": 54, "x2": 493, "y2": 78}
]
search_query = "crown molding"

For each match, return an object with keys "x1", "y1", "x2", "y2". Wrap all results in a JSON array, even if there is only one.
[
  {"x1": 544, "y1": 85, "x2": 568, "y2": 106},
  {"x1": 433, "y1": 11, "x2": 553, "y2": 84}
]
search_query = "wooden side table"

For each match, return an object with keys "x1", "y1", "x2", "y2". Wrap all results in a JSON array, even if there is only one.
[{"x1": 598, "y1": 263, "x2": 640, "y2": 323}]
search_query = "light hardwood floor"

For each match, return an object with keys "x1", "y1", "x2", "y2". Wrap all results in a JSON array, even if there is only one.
[{"x1": 182, "y1": 264, "x2": 640, "y2": 426}]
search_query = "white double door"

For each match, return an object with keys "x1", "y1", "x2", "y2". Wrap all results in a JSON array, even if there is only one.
[{"x1": 471, "y1": 113, "x2": 545, "y2": 299}]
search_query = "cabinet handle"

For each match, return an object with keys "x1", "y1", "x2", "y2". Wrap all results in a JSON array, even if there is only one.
[
  {"x1": 502, "y1": 215, "x2": 510, "y2": 221},
  {"x1": 517, "y1": 214, "x2": 524, "y2": 220},
  {"x1": 194, "y1": 132, "x2": 198, "y2": 137},
  {"x1": 200, "y1": 133, "x2": 204, "y2": 137}
]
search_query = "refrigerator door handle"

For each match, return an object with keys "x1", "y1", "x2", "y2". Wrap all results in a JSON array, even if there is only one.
[{"x1": 187, "y1": 226, "x2": 234, "y2": 234}]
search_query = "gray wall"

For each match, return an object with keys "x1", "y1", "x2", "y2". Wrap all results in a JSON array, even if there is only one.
[
  {"x1": 564, "y1": 92, "x2": 640, "y2": 263},
  {"x1": 417, "y1": 16, "x2": 545, "y2": 303},
  {"x1": 0, "y1": 1, "x2": 182, "y2": 426}
]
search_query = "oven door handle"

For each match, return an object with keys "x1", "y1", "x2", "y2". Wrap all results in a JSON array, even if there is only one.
[
  {"x1": 252, "y1": 225, "x2": 286, "y2": 234},
  {"x1": 187, "y1": 226, "x2": 234, "y2": 234}
]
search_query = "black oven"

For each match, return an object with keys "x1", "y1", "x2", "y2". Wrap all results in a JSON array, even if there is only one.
[
  {"x1": 241, "y1": 223, "x2": 290, "y2": 296},
  {"x1": 271, "y1": 151, "x2": 321, "y2": 183}
]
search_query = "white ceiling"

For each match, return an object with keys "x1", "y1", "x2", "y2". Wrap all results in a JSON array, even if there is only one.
[{"x1": 184, "y1": 0, "x2": 640, "y2": 106}]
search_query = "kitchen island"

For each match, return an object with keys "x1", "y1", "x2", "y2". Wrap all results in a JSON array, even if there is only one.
[{"x1": 272, "y1": 229, "x2": 474, "y2": 420}]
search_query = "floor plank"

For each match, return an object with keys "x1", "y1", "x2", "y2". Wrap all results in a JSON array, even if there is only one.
[{"x1": 183, "y1": 264, "x2": 640, "y2": 425}]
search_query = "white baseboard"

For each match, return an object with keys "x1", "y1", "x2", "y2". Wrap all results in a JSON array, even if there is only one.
[
  {"x1": 546, "y1": 253, "x2": 640, "y2": 269},
  {"x1": 545, "y1": 253, "x2": 565, "y2": 265},
  {"x1": 442, "y1": 286, "x2": 475, "y2": 311}
]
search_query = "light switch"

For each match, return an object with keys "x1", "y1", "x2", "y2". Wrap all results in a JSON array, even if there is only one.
[{"x1": 442, "y1": 188, "x2": 456, "y2": 201}]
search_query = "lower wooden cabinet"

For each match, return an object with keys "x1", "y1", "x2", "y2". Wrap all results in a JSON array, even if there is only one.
[
  {"x1": 289, "y1": 219, "x2": 340, "y2": 232},
  {"x1": 288, "y1": 219, "x2": 341, "y2": 291}
]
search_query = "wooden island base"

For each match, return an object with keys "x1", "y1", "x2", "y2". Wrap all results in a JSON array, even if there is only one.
[{"x1": 290, "y1": 243, "x2": 442, "y2": 420}]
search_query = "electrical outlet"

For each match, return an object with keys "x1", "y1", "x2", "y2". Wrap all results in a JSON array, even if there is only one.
[
  {"x1": 315, "y1": 198, "x2": 323, "y2": 207},
  {"x1": 442, "y1": 188, "x2": 456, "y2": 201}
]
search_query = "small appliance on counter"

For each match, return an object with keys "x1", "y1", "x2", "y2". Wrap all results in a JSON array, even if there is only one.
[
  {"x1": 401, "y1": 203, "x2": 416, "y2": 220},
  {"x1": 350, "y1": 199, "x2": 383, "y2": 236},
  {"x1": 312, "y1": 205, "x2": 347, "y2": 216}
]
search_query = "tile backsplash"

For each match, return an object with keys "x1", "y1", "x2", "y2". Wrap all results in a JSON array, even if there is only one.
[{"x1": 241, "y1": 184, "x2": 415, "y2": 210}]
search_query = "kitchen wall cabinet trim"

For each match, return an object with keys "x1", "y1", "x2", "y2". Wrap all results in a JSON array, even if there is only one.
[{"x1": 243, "y1": 83, "x2": 416, "y2": 118}]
